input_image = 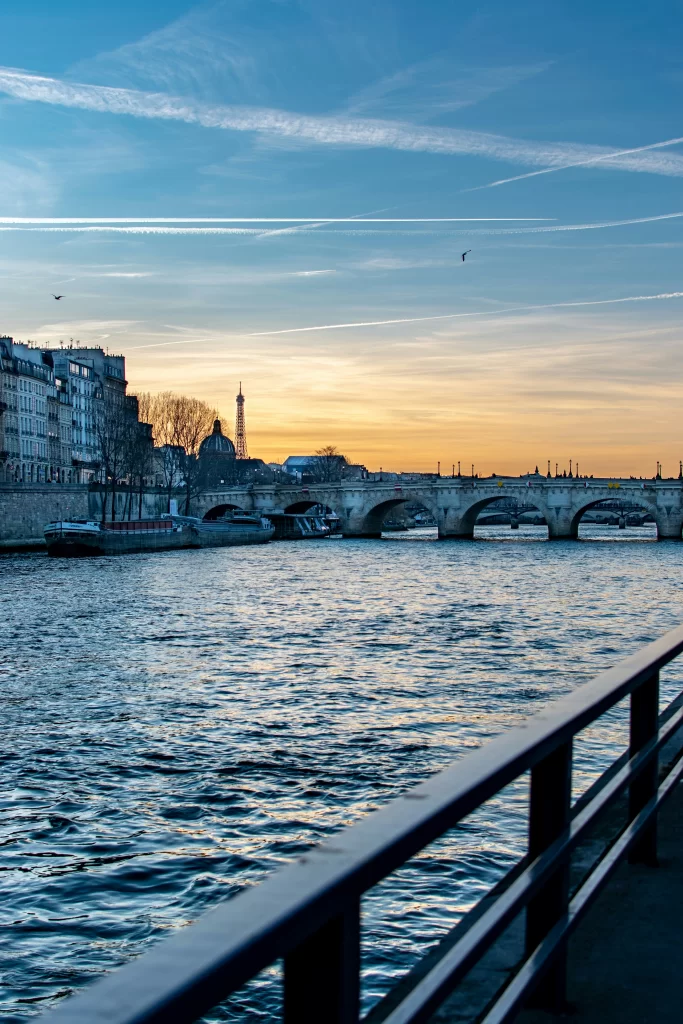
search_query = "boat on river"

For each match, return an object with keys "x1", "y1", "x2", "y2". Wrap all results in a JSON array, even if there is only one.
[
  {"x1": 44, "y1": 511, "x2": 274, "y2": 557},
  {"x1": 266, "y1": 512, "x2": 331, "y2": 540},
  {"x1": 177, "y1": 511, "x2": 275, "y2": 548}
]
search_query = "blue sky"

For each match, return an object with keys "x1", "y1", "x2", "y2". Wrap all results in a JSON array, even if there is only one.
[{"x1": 1, "y1": 0, "x2": 682, "y2": 472}]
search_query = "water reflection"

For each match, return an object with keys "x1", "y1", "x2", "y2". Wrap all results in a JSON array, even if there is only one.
[{"x1": 1, "y1": 531, "x2": 681, "y2": 1020}]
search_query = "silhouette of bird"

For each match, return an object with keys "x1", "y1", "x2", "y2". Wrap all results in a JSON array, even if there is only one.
[
  {"x1": 52, "y1": 294, "x2": 64, "y2": 300},
  {"x1": 461, "y1": 251, "x2": 472, "y2": 262}
]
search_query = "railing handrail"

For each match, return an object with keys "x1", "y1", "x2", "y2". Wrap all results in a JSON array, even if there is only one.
[{"x1": 39, "y1": 623, "x2": 683, "y2": 1024}]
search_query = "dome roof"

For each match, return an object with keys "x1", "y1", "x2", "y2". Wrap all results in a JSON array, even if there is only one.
[{"x1": 199, "y1": 419, "x2": 236, "y2": 457}]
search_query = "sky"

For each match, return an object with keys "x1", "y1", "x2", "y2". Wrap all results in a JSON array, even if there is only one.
[{"x1": 1, "y1": 0, "x2": 683, "y2": 475}]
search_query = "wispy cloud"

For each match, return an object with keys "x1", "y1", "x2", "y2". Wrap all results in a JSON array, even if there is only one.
[
  {"x1": 119, "y1": 292, "x2": 683, "y2": 351},
  {"x1": 73, "y1": 4, "x2": 260, "y2": 99},
  {"x1": 249, "y1": 292, "x2": 683, "y2": 337},
  {"x1": 28, "y1": 319, "x2": 140, "y2": 340},
  {"x1": 2, "y1": 66, "x2": 683, "y2": 177},
  {"x1": 344, "y1": 59, "x2": 552, "y2": 121},
  {"x1": 91, "y1": 271, "x2": 156, "y2": 278},
  {"x1": 292, "y1": 269, "x2": 336, "y2": 276},
  {"x1": 0, "y1": 155, "x2": 56, "y2": 213}
]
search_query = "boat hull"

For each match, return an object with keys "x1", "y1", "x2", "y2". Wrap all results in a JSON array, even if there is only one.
[
  {"x1": 46, "y1": 537, "x2": 104, "y2": 557},
  {"x1": 191, "y1": 523, "x2": 274, "y2": 547},
  {"x1": 44, "y1": 518, "x2": 273, "y2": 557},
  {"x1": 45, "y1": 523, "x2": 194, "y2": 557}
]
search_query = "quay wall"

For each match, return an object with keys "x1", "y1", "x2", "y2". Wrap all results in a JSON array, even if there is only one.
[
  {"x1": 0, "y1": 487, "x2": 175, "y2": 550},
  {"x1": 0, "y1": 485, "x2": 90, "y2": 549}
]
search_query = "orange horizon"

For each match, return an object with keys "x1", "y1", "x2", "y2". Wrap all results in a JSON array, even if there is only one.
[{"x1": 110, "y1": 308, "x2": 683, "y2": 481}]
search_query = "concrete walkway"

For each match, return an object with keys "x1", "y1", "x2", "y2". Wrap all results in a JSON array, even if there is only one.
[{"x1": 517, "y1": 780, "x2": 683, "y2": 1024}]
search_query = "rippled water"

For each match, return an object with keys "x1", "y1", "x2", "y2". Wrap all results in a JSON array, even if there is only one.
[{"x1": 2, "y1": 524, "x2": 683, "y2": 1021}]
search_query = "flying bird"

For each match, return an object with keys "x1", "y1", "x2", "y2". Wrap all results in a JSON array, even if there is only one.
[
  {"x1": 461, "y1": 250, "x2": 472, "y2": 262},
  {"x1": 52, "y1": 294, "x2": 64, "y2": 300}
]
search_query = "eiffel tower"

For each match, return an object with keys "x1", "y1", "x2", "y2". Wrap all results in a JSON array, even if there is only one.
[{"x1": 235, "y1": 382, "x2": 248, "y2": 459}]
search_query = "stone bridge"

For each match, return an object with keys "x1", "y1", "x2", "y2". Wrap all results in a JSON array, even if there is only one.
[{"x1": 194, "y1": 477, "x2": 683, "y2": 540}]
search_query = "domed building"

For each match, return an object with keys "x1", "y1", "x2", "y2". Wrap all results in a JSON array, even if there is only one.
[{"x1": 198, "y1": 419, "x2": 236, "y2": 486}]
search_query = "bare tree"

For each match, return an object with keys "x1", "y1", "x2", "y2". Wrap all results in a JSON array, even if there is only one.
[
  {"x1": 95, "y1": 395, "x2": 137, "y2": 522},
  {"x1": 311, "y1": 445, "x2": 348, "y2": 483},
  {"x1": 132, "y1": 392, "x2": 220, "y2": 513},
  {"x1": 135, "y1": 391, "x2": 154, "y2": 428},
  {"x1": 126, "y1": 422, "x2": 155, "y2": 519}
]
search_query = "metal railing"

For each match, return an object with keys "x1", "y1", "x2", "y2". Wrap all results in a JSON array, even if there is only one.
[{"x1": 39, "y1": 625, "x2": 683, "y2": 1024}]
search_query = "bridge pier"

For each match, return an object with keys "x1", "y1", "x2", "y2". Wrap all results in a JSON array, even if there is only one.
[
  {"x1": 436, "y1": 507, "x2": 475, "y2": 540},
  {"x1": 192, "y1": 479, "x2": 683, "y2": 545},
  {"x1": 655, "y1": 509, "x2": 683, "y2": 540},
  {"x1": 341, "y1": 507, "x2": 382, "y2": 539},
  {"x1": 546, "y1": 507, "x2": 576, "y2": 541},
  {"x1": 547, "y1": 526, "x2": 576, "y2": 541}
]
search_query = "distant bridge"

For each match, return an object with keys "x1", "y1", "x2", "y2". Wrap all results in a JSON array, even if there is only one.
[{"x1": 194, "y1": 476, "x2": 683, "y2": 540}]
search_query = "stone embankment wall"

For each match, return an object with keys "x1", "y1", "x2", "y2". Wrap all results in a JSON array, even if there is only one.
[
  {"x1": 0, "y1": 486, "x2": 179, "y2": 550},
  {"x1": 0, "y1": 485, "x2": 90, "y2": 549}
]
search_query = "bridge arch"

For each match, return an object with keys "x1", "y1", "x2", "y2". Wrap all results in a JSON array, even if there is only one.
[
  {"x1": 202, "y1": 502, "x2": 245, "y2": 521},
  {"x1": 359, "y1": 493, "x2": 440, "y2": 536},
  {"x1": 454, "y1": 494, "x2": 549, "y2": 539},
  {"x1": 569, "y1": 496, "x2": 661, "y2": 539},
  {"x1": 283, "y1": 500, "x2": 337, "y2": 515}
]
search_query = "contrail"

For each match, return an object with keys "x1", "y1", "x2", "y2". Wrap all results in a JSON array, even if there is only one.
[
  {"x1": 473, "y1": 212, "x2": 683, "y2": 235},
  {"x1": 249, "y1": 292, "x2": 683, "y2": 336},
  {"x1": 0, "y1": 216, "x2": 552, "y2": 224},
  {"x1": 254, "y1": 205, "x2": 401, "y2": 241},
  {"x1": 1, "y1": 66, "x2": 683, "y2": 177},
  {"x1": 465, "y1": 135, "x2": 683, "y2": 191},
  {"x1": 1, "y1": 211, "x2": 679, "y2": 235},
  {"x1": 0, "y1": 226, "x2": 263, "y2": 235},
  {"x1": 0, "y1": 213, "x2": 677, "y2": 236},
  {"x1": 123, "y1": 291, "x2": 683, "y2": 350}
]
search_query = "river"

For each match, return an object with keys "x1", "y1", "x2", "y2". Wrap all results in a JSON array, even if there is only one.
[{"x1": 2, "y1": 524, "x2": 683, "y2": 1021}]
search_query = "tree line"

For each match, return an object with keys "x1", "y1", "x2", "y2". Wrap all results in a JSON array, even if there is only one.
[
  {"x1": 96, "y1": 389, "x2": 351, "y2": 521},
  {"x1": 97, "y1": 391, "x2": 220, "y2": 520}
]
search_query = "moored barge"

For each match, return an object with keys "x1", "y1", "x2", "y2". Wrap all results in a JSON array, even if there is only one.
[{"x1": 44, "y1": 512, "x2": 274, "y2": 557}]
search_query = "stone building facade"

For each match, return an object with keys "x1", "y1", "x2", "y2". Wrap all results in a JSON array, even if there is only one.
[
  {"x1": 0, "y1": 338, "x2": 56, "y2": 483},
  {"x1": 0, "y1": 339, "x2": 146, "y2": 486}
]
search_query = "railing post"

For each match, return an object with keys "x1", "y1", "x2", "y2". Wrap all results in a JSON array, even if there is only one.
[
  {"x1": 525, "y1": 740, "x2": 572, "y2": 1010},
  {"x1": 284, "y1": 902, "x2": 360, "y2": 1024},
  {"x1": 629, "y1": 670, "x2": 659, "y2": 865}
]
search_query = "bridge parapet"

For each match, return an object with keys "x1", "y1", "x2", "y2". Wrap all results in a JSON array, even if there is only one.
[{"x1": 194, "y1": 478, "x2": 683, "y2": 540}]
